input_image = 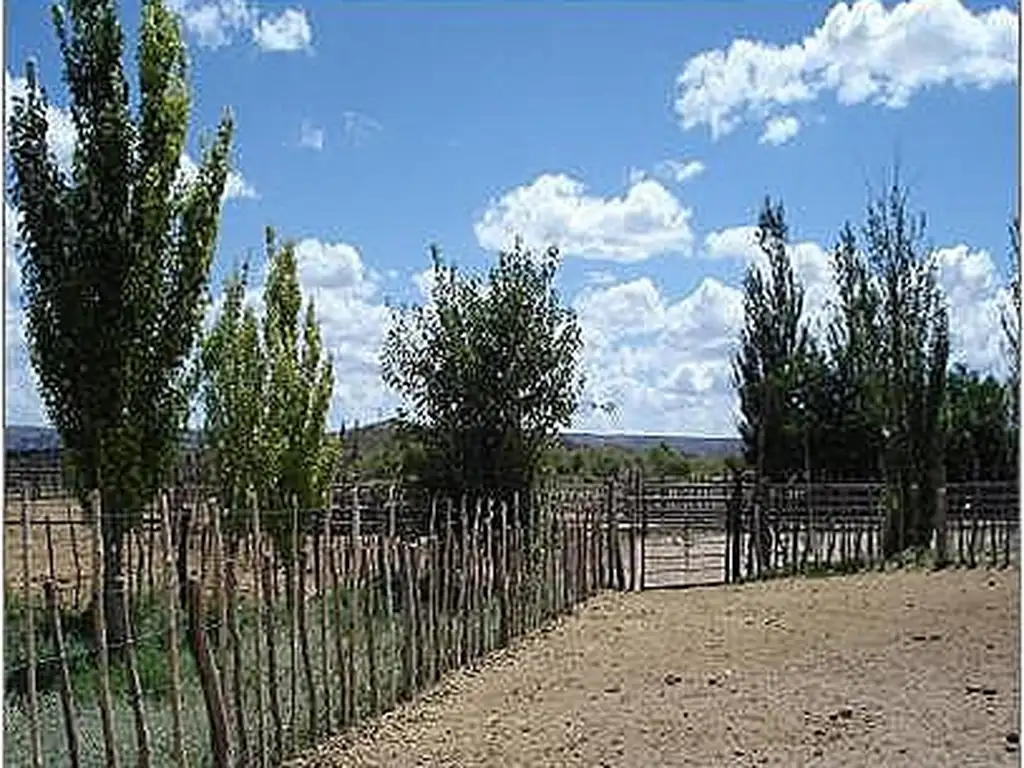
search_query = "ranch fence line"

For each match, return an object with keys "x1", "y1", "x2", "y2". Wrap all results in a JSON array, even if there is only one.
[{"x1": 3, "y1": 474, "x2": 1019, "y2": 767}]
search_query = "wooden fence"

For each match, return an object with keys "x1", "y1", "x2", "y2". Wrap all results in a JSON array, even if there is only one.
[
  {"x1": 3, "y1": 474, "x2": 1018, "y2": 767},
  {"x1": 3, "y1": 481, "x2": 631, "y2": 767}
]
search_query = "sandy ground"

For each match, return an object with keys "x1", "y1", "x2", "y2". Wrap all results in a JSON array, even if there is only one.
[{"x1": 291, "y1": 567, "x2": 1020, "y2": 768}]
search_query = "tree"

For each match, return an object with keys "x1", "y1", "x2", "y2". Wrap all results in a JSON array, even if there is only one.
[
  {"x1": 260, "y1": 228, "x2": 339, "y2": 560},
  {"x1": 733, "y1": 198, "x2": 815, "y2": 481},
  {"x1": 8, "y1": 0, "x2": 233, "y2": 646},
  {"x1": 644, "y1": 442, "x2": 691, "y2": 478},
  {"x1": 862, "y1": 175, "x2": 950, "y2": 556},
  {"x1": 1001, "y1": 217, "x2": 1020, "y2": 472},
  {"x1": 200, "y1": 261, "x2": 267, "y2": 542},
  {"x1": 381, "y1": 239, "x2": 584, "y2": 524},
  {"x1": 945, "y1": 364, "x2": 1013, "y2": 482},
  {"x1": 820, "y1": 222, "x2": 886, "y2": 479}
]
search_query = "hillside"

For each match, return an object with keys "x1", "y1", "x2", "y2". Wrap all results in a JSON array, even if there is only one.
[{"x1": 5, "y1": 423, "x2": 742, "y2": 459}]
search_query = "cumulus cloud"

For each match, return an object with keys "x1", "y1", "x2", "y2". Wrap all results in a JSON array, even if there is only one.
[
  {"x1": 170, "y1": 0, "x2": 312, "y2": 52},
  {"x1": 759, "y1": 115, "x2": 801, "y2": 145},
  {"x1": 5, "y1": 70, "x2": 258, "y2": 202},
  {"x1": 475, "y1": 174, "x2": 695, "y2": 262},
  {"x1": 253, "y1": 8, "x2": 312, "y2": 52},
  {"x1": 570, "y1": 232, "x2": 1012, "y2": 435},
  {"x1": 655, "y1": 159, "x2": 706, "y2": 184},
  {"x1": 675, "y1": 0, "x2": 1018, "y2": 141}
]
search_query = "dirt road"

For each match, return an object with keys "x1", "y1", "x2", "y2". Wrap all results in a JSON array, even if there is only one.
[{"x1": 292, "y1": 567, "x2": 1020, "y2": 767}]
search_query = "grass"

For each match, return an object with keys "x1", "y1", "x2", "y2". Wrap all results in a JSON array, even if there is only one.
[{"x1": 3, "y1": 572, "x2": 519, "y2": 768}]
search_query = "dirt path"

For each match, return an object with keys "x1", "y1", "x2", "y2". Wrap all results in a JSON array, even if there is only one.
[{"x1": 292, "y1": 568, "x2": 1020, "y2": 767}]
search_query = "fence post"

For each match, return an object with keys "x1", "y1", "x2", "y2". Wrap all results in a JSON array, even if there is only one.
[
  {"x1": 20, "y1": 487, "x2": 43, "y2": 768},
  {"x1": 383, "y1": 486, "x2": 398, "y2": 709},
  {"x1": 935, "y1": 484, "x2": 948, "y2": 568},
  {"x1": 247, "y1": 491, "x2": 266, "y2": 767},
  {"x1": 45, "y1": 580, "x2": 82, "y2": 768},
  {"x1": 161, "y1": 493, "x2": 189, "y2": 768},
  {"x1": 91, "y1": 489, "x2": 121, "y2": 768},
  {"x1": 187, "y1": 577, "x2": 232, "y2": 768}
]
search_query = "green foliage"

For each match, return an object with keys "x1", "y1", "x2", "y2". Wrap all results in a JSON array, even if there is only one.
[
  {"x1": 945, "y1": 364, "x2": 1015, "y2": 481},
  {"x1": 733, "y1": 198, "x2": 817, "y2": 480},
  {"x1": 382, "y1": 240, "x2": 584, "y2": 507},
  {"x1": 201, "y1": 228, "x2": 339, "y2": 553},
  {"x1": 261, "y1": 227, "x2": 340, "y2": 518},
  {"x1": 818, "y1": 222, "x2": 887, "y2": 478},
  {"x1": 200, "y1": 261, "x2": 267, "y2": 534},
  {"x1": 862, "y1": 176, "x2": 950, "y2": 553},
  {"x1": 8, "y1": 0, "x2": 232, "y2": 643},
  {"x1": 643, "y1": 441, "x2": 692, "y2": 477}
]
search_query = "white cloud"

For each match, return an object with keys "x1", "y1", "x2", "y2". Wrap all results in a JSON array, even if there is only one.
[
  {"x1": 170, "y1": 0, "x2": 311, "y2": 52},
  {"x1": 656, "y1": 159, "x2": 706, "y2": 184},
  {"x1": 299, "y1": 120, "x2": 325, "y2": 151},
  {"x1": 759, "y1": 115, "x2": 801, "y2": 145},
  {"x1": 475, "y1": 174, "x2": 695, "y2": 262},
  {"x1": 253, "y1": 8, "x2": 312, "y2": 52},
  {"x1": 675, "y1": 0, "x2": 1019, "y2": 141}
]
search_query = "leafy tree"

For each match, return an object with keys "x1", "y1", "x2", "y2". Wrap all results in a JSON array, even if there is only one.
[
  {"x1": 199, "y1": 228, "x2": 338, "y2": 622},
  {"x1": 260, "y1": 228, "x2": 339, "y2": 556},
  {"x1": 945, "y1": 364, "x2": 1014, "y2": 482},
  {"x1": 820, "y1": 222, "x2": 886, "y2": 479},
  {"x1": 644, "y1": 441, "x2": 691, "y2": 477},
  {"x1": 862, "y1": 175, "x2": 950, "y2": 555},
  {"x1": 382, "y1": 240, "x2": 584, "y2": 524},
  {"x1": 8, "y1": 0, "x2": 233, "y2": 646},
  {"x1": 199, "y1": 262, "x2": 266, "y2": 542},
  {"x1": 733, "y1": 198, "x2": 815, "y2": 481}
]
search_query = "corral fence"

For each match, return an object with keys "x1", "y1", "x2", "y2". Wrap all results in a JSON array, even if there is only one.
[{"x1": 3, "y1": 472, "x2": 1018, "y2": 767}]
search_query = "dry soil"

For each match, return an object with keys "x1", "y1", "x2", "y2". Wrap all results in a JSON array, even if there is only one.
[{"x1": 291, "y1": 567, "x2": 1020, "y2": 767}]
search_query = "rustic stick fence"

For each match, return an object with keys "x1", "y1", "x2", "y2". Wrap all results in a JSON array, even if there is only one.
[{"x1": 3, "y1": 474, "x2": 1017, "y2": 766}]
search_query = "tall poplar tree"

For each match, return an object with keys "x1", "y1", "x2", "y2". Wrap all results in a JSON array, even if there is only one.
[{"x1": 8, "y1": 0, "x2": 233, "y2": 645}]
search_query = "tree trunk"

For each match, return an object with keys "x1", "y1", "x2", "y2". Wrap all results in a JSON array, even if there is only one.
[{"x1": 101, "y1": 520, "x2": 128, "y2": 657}]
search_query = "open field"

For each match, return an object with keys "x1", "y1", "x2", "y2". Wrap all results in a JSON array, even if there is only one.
[{"x1": 290, "y1": 567, "x2": 1020, "y2": 767}]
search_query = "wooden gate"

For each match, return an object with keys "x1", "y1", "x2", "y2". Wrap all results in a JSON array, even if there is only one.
[{"x1": 639, "y1": 479, "x2": 731, "y2": 589}]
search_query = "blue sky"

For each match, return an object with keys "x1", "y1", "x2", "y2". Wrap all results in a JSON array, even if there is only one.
[{"x1": 4, "y1": 0, "x2": 1020, "y2": 436}]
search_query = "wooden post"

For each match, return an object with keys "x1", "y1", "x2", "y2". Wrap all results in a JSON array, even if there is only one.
[
  {"x1": 427, "y1": 528, "x2": 440, "y2": 685},
  {"x1": 499, "y1": 500, "x2": 511, "y2": 647},
  {"x1": 20, "y1": 488, "x2": 43, "y2": 768},
  {"x1": 121, "y1": 560, "x2": 153, "y2": 768},
  {"x1": 67, "y1": 504, "x2": 82, "y2": 612},
  {"x1": 348, "y1": 491, "x2": 362, "y2": 725},
  {"x1": 226, "y1": 550, "x2": 249, "y2": 764},
  {"x1": 638, "y1": 473, "x2": 647, "y2": 591},
  {"x1": 483, "y1": 499, "x2": 494, "y2": 654},
  {"x1": 401, "y1": 540, "x2": 419, "y2": 699},
  {"x1": 248, "y1": 492, "x2": 266, "y2": 768},
  {"x1": 383, "y1": 486, "x2": 398, "y2": 709},
  {"x1": 187, "y1": 578, "x2": 232, "y2": 767},
  {"x1": 288, "y1": 498, "x2": 300, "y2": 755},
  {"x1": 510, "y1": 495, "x2": 523, "y2": 639},
  {"x1": 629, "y1": 472, "x2": 638, "y2": 591},
  {"x1": 458, "y1": 497, "x2": 469, "y2": 666},
  {"x1": 91, "y1": 489, "x2": 120, "y2": 768},
  {"x1": 362, "y1": 533, "x2": 380, "y2": 716},
  {"x1": 318, "y1": 515, "x2": 333, "y2": 736},
  {"x1": 45, "y1": 580, "x2": 81, "y2": 768},
  {"x1": 161, "y1": 494, "x2": 189, "y2": 768},
  {"x1": 262, "y1": 548, "x2": 284, "y2": 763},
  {"x1": 328, "y1": 519, "x2": 346, "y2": 732}
]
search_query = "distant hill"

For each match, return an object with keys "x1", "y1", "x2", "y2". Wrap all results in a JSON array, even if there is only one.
[
  {"x1": 6, "y1": 423, "x2": 741, "y2": 459},
  {"x1": 560, "y1": 432, "x2": 741, "y2": 459}
]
